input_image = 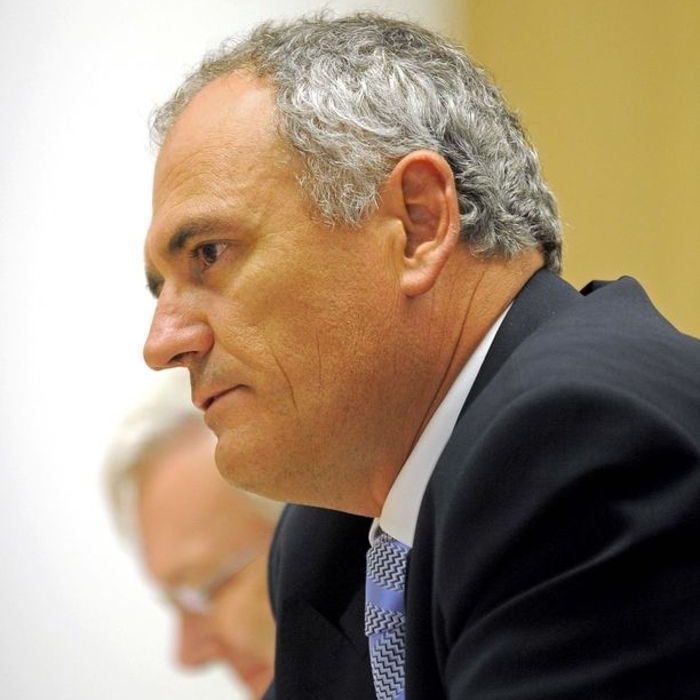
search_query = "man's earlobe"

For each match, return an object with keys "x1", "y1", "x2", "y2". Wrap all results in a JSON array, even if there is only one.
[{"x1": 388, "y1": 151, "x2": 461, "y2": 298}]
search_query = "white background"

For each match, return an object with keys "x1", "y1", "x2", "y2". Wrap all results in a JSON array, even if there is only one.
[{"x1": 0, "y1": 1, "x2": 453, "y2": 698}]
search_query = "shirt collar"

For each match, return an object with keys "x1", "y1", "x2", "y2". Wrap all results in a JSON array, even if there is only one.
[{"x1": 374, "y1": 305, "x2": 510, "y2": 546}]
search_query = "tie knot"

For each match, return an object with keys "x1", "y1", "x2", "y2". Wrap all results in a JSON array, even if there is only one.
[{"x1": 367, "y1": 530, "x2": 410, "y2": 592}]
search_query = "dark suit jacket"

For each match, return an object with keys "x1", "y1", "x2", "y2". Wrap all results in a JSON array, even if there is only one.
[{"x1": 265, "y1": 270, "x2": 700, "y2": 699}]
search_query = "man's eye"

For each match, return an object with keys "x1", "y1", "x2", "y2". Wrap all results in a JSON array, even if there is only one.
[{"x1": 192, "y1": 242, "x2": 226, "y2": 268}]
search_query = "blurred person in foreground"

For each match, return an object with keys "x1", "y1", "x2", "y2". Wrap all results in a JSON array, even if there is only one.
[
  {"x1": 140, "y1": 12, "x2": 700, "y2": 700},
  {"x1": 106, "y1": 372, "x2": 280, "y2": 699}
]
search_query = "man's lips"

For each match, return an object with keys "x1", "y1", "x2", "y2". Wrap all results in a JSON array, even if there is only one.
[{"x1": 193, "y1": 386, "x2": 238, "y2": 411}]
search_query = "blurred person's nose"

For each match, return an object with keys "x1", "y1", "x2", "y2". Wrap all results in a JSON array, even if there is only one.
[
  {"x1": 177, "y1": 611, "x2": 223, "y2": 667},
  {"x1": 143, "y1": 290, "x2": 213, "y2": 370}
]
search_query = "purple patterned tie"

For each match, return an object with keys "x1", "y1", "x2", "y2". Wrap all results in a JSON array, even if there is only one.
[{"x1": 365, "y1": 528, "x2": 410, "y2": 700}]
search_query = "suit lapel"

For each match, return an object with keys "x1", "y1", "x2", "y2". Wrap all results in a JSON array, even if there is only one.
[
  {"x1": 271, "y1": 505, "x2": 375, "y2": 698},
  {"x1": 460, "y1": 269, "x2": 581, "y2": 418}
]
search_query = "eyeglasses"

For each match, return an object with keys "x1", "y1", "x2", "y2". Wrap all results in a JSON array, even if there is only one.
[{"x1": 163, "y1": 548, "x2": 259, "y2": 615}]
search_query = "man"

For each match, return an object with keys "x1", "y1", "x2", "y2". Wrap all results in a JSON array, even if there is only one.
[
  {"x1": 141, "y1": 13, "x2": 700, "y2": 699},
  {"x1": 106, "y1": 372, "x2": 281, "y2": 699}
]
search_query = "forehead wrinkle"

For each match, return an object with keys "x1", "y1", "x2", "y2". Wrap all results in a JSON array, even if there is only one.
[
  {"x1": 153, "y1": 142, "x2": 231, "y2": 214},
  {"x1": 153, "y1": 136, "x2": 286, "y2": 240}
]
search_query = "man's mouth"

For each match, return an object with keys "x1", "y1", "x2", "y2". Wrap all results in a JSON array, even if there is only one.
[{"x1": 194, "y1": 386, "x2": 236, "y2": 411}]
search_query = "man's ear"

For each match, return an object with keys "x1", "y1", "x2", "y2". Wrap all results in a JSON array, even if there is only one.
[{"x1": 383, "y1": 150, "x2": 461, "y2": 298}]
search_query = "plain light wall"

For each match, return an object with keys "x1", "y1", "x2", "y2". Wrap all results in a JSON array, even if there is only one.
[{"x1": 0, "y1": 2, "x2": 454, "y2": 698}]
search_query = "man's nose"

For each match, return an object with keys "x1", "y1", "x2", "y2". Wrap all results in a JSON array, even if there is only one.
[
  {"x1": 177, "y1": 611, "x2": 223, "y2": 667},
  {"x1": 143, "y1": 294, "x2": 213, "y2": 370}
]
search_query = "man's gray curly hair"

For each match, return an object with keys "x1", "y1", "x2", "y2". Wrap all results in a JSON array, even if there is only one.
[{"x1": 151, "y1": 12, "x2": 562, "y2": 272}]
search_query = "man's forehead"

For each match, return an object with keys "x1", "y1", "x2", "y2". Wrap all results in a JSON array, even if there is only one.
[
  {"x1": 157, "y1": 71, "x2": 277, "y2": 164},
  {"x1": 151, "y1": 71, "x2": 286, "y2": 204}
]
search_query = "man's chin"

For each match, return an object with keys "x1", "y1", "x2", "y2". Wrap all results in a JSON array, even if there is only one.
[{"x1": 213, "y1": 438, "x2": 266, "y2": 494}]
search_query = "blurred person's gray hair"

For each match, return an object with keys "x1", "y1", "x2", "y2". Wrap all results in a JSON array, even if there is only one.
[{"x1": 104, "y1": 371, "x2": 282, "y2": 542}]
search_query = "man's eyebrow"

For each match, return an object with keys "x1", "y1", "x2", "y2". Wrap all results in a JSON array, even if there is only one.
[
  {"x1": 145, "y1": 267, "x2": 163, "y2": 299},
  {"x1": 167, "y1": 220, "x2": 223, "y2": 255},
  {"x1": 168, "y1": 224, "x2": 201, "y2": 255}
]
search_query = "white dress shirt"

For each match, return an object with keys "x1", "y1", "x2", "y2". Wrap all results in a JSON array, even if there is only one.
[{"x1": 373, "y1": 306, "x2": 510, "y2": 547}]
